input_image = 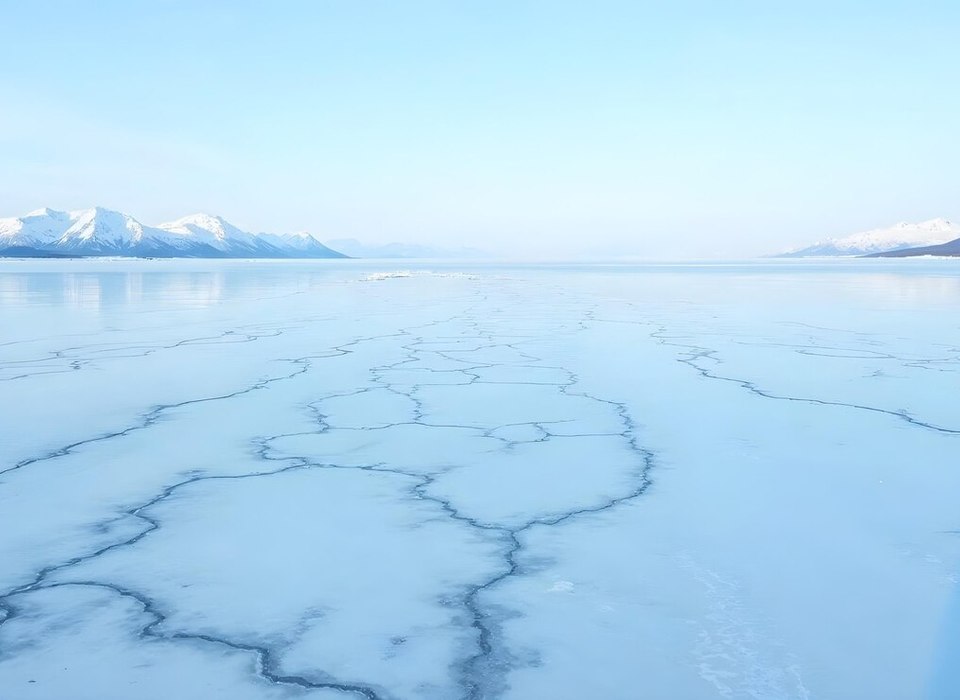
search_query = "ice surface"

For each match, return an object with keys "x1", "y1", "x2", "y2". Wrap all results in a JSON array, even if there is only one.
[
  {"x1": 0, "y1": 586, "x2": 344, "y2": 700},
  {"x1": 1, "y1": 258, "x2": 958, "y2": 699}
]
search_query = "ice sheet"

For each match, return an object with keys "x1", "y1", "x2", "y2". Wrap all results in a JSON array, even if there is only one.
[{"x1": 1, "y1": 259, "x2": 958, "y2": 699}]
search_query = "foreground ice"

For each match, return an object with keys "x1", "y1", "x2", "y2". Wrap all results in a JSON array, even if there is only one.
[{"x1": 0, "y1": 259, "x2": 958, "y2": 699}]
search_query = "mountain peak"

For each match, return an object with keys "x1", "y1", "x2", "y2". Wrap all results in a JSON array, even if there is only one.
[
  {"x1": 60, "y1": 207, "x2": 147, "y2": 243},
  {"x1": 24, "y1": 207, "x2": 68, "y2": 219},
  {"x1": 177, "y1": 212, "x2": 227, "y2": 226},
  {"x1": 2, "y1": 205, "x2": 347, "y2": 258},
  {"x1": 70, "y1": 206, "x2": 132, "y2": 220},
  {"x1": 916, "y1": 217, "x2": 953, "y2": 230},
  {"x1": 780, "y1": 218, "x2": 960, "y2": 257},
  {"x1": 159, "y1": 213, "x2": 250, "y2": 243}
]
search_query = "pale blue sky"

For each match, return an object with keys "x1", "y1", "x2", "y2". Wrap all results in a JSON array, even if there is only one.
[{"x1": 2, "y1": 1, "x2": 958, "y2": 257}]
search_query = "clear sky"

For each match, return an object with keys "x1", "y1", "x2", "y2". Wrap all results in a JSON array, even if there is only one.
[{"x1": 2, "y1": 1, "x2": 959, "y2": 257}]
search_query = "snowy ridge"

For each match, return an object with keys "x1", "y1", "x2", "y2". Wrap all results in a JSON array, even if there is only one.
[
  {"x1": 0, "y1": 207, "x2": 347, "y2": 259},
  {"x1": 0, "y1": 208, "x2": 74, "y2": 248},
  {"x1": 779, "y1": 218, "x2": 960, "y2": 257},
  {"x1": 258, "y1": 231, "x2": 344, "y2": 256}
]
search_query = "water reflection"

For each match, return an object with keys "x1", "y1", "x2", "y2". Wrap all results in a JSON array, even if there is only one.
[
  {"x1": 0, "y1": 271, "x2": 230, "y2": 311},
  {"x1": 0, "y1": 268, "x2": 289, "y2": 311},
  {"x1": 0, "y1": 260, "x2": 957, "y2": 312},
  {"x1": 62, "y1": 274, "x2": 103, "y2": 310}
]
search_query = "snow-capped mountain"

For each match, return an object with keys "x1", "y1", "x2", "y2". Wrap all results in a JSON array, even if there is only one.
[
  {"x1": 865, "y1": 236, "x2": 960, "y2": 258},
  {"x1": 0, "y1": 208, "x2": 75, "y2": 248},
  {"x1": 779, "y1": 218, "x2": 960, "y2": 257},
  {"x1": 0, "y1": 207, "x2": 347, "y2": 258},
  {"x1": 54, "y1": 207, "x2": 201, "y2": 256},
  {"x1": 0, "y1": 207, "x2": 192, "y2": 256},
  {"x1": 157, "y1": 213, "x2": 285, "y2": 257},
  {"x1": 258, "y1": 231, "x2": 345, "y2": 258}
]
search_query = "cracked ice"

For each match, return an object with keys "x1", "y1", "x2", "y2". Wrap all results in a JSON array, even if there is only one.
[{"x1": 1, "y1": 259, "x2": 959, "y2": 699}]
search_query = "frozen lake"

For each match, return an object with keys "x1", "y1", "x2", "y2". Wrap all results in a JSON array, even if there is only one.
[{"x1": 0, "y1": 258, "x2": 958, "y2": 699}]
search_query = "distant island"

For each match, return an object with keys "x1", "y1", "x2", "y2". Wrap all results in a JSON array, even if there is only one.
[{"x1": 777, "y1": 218, "x2": 960, "y2": 258}]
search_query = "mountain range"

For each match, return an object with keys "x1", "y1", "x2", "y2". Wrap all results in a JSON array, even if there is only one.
[
  {"x1": 779, "y1": 218, "x2": 960, "y2": 257},
  {"x1": 0, "y1": 207, "x2": 347, "y2": 258},
  {"x1": 864, "y1": 237, "x2": 960, "y2": 258},
  {"x1": 7, "y1": 207, "x2": 958, "y2": 260}
]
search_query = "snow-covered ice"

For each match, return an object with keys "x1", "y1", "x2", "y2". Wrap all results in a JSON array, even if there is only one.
[{"x1": 0, "y1": 258, "x2": 958, "y2": 699}]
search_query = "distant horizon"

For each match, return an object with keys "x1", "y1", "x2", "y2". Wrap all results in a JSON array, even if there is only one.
[{"x1": 2, "y1": 202, "x2": 959, "y2": 260}]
